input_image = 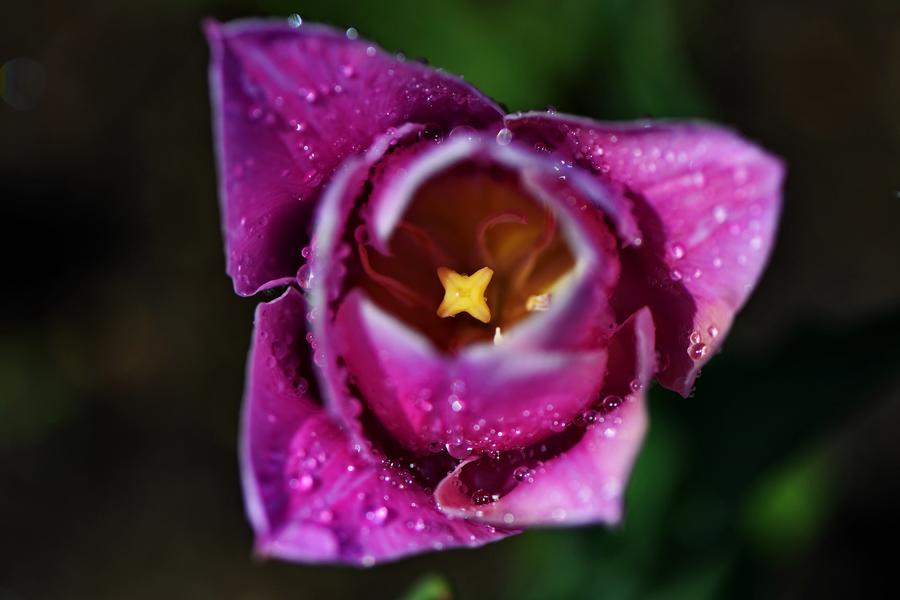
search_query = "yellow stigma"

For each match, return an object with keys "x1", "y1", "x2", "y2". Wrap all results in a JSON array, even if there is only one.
[{"x1": 436, "y1": 266, "x2": 494, "y2": 323}]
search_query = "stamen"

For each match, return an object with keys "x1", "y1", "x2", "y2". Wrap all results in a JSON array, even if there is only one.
[
  {"x1": 358, "y1": 243, "x2": 432, "y2": 308},
  {"x1": 511, "y1": 210, "x2": 557, "y2": 293},
  {"x1": 398, "y1": 221, "x2": 455, "y2": 266},
  {"x1": 493, "y1": 327, "x2": 504, "y2": 345},
  {"x1": 476, "y1": 211, "x2": 528, "y2": 265},
  {"x1": 436, "y1": 266, "x2": 494, "y2": 323},
  {"x1": 526, "y1": 293, "x2": 552, "y2": 312}
]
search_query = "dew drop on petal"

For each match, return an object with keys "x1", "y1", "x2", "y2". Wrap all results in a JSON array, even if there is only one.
[
  {"x1": 345, "y1": 27, "x2": 359, "y2": 40},
  {"x1": 472, "y1": 490, "x2": 496, "y2": 505},
  {"x1": 365, "y1": 505, "x2": 391, "y2": 525},
  {"x1": 291, "y1": 472, "x2": 316, "y2": 492},
  {"x1": 688, "y1": 342, "x2": 708, "y2": 360},
  {"x1": 601, "y1": 395, "x2": 622, "y2": 412},
  {"x1": 297, "y1": 264, "x2": 314, "y2": 289},
  {"x1": 713, "y1": 205, "x2": 728, "y2": 223},
  {"x1": 513, "y1": 466, "x2": 534, "y2": 483},
  {"x1": 446, "y1": 440, "x2": 473, "y2": 460},
  {"x1": 287, "y1": 13, "x2": 303, "y2": 28},
  {"x1": 495, "y1": 127, "x2": 513, "y2": 146}
]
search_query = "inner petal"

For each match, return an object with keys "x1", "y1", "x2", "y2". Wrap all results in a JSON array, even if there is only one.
[{"x1": 356, "y1": 163, "x2": 577, "y2": 351}]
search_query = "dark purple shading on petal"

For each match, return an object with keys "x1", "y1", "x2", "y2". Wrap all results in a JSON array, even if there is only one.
[
  {"x1": 243, "y1": 288, "x2": 511, "y2": 565},
  {"x1": 205, "y1": 18, "x2": 505, "y2": 295},
  {"x1": 433, "y1": 307, "x2": 655, "y2": 526},
  {"x1": 506, "y1": 113, "x2": 784, "y2": 394}
]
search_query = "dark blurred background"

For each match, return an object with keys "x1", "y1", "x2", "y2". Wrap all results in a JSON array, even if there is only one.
[{"x1": 1, "y1": 0, "x2": 898, "y2": 598}]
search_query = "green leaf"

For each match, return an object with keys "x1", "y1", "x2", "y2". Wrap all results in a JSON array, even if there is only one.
[{"x1": 399, "y1": 574, "x2": 452, "y2": 600}]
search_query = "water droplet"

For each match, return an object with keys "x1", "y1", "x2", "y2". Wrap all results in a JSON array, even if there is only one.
[
  {"x1": 407, "y1": 518, "x2": 427, "y2": 531},
  {"x1": 420, "y1": 123, "x2": 444, "y2": 142},
  {"x1": 472, "y1": 490, "x2": 496, "y2": 505},
  {"x1": 669, "y1": 242, "x2": 685, "y2": 260},
  {"x1": 670, "y1": 269, "x2": 683, "y2": 281},
  {"x1": 629, "y1": 379, "x2": 643, "y2": 392},
  {"x1": 513, "y1": 466, "x2": 534, "y2": 483},
  {"x1": 601, "y1": 395, "x2": 622, "y2": 412},
  {"x1": 296, "y1": 473, "x2": 317, "y2": 491},
  {"x1": 707, "y1": 325, "x2": 719, "y2": 339},
  {"x1": 689, "y1": 331, "x2": 702, "y2": 345},
  {"x1": 449, "y1": 396, "x2": 464, "y2": 412},
  {"x1": 495, "y1": 127, "x2": 513, "y2": 146},
  {"x1": 446, "y1": 440, "x2": 473, "y2": 460},
  {"x1": 688, "y1": 343, "x2": 708, "y2": 360},
  {"x1": 316, "y1": 508, "x2": 333, "y2": 523},
  {"x1": 345, "y1": 27, "x2": 359, "y2": 40},
  {"x1": 287, "y1": 14, "x2": 303, "y2": 28},
  {"x1": 297, "y1": 264, "x2": 314, "y2": 289},
  {"x1": 365, "y1": 505, "x2": 391, "y2": 525},
  {"x1": 713, "y1": 205, "x2": 728, "y2": 223},
  {"x1": 301, "y1": 245, "x2": 312, "y2": 259},
  {"x1": 365, "y1": 46, "x2": 376, "y2": 57},
  {"x1": 449, "y1": 125, "x2": 478, "y2": 140}
]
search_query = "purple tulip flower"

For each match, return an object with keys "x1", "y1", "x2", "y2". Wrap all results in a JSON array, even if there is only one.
[{"x1": 205, "y1": 18, "x2": 784, "y2": 566}]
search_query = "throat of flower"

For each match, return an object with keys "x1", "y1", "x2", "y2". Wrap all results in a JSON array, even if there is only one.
[{"x1": 436, "y1": 266, "x2": 494, "y2": 323}]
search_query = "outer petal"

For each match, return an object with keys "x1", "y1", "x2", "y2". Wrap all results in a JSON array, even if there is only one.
[
  {"x1": 243, "y1": 287, "x2": 510, "y2": 565},
  {"x1": 206, "y1": 18, "x2": 505, "y2": 295},
  {"x1": 433, "y1": 307, "x2": 655, "y2": 526},
  {"x1": 506, "y1": 113, "x2": 784, "y2": 394}
]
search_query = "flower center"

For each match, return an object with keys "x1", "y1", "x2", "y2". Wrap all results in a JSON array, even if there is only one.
[
  {"x1": 355, "y1": 163, "x2": 576, "y2": 351},
  {"x1": 436, "y1": 266, "x2": 494, "y2": 323}
]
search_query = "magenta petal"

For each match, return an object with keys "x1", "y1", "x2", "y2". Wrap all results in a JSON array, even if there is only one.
[
  {"x1": 243, "y1": 288, "x2": 510, "y2": 565},
  {"x1": 334, "y1": 290, "x2": 608, "y2": 453},
  {"x1": 205, "y1": 19, "x2": 504, "y2": 295},
  {"x1": 506, "y1": 113, "x2": 784, "y2": 394},
  {"x1": 433, "y1": 307, "x2": 655, "y2": 526}
]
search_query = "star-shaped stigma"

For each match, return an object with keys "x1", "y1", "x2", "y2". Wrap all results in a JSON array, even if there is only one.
[{"x1": 436, "y1": 266, "x2": 494, "y2": 323}]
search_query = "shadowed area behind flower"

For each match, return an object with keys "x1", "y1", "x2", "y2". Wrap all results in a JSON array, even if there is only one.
[{"x1": 1, "y1": 0, "x2": 899, "y2": 598}]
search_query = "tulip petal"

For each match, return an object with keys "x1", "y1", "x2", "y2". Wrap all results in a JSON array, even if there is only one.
[
  {"x1": 433, "y1": 307, "x2": 655, "y2": 526},
  {"x1": 334, "y1": 289, "x2": 608, "y2": 454},
  {"x1": 506, "y1": 113, "x2": 784, "y2": 395},
  {"x1": 205, "y1": 19, "x2": 505, "y2": 295},
  {"x1": 243, "y1": 288, "x2": 511, "y2": 565}
]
